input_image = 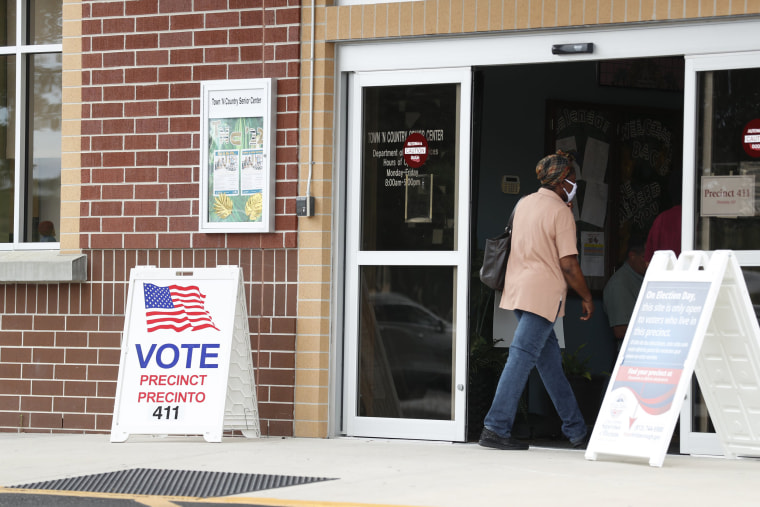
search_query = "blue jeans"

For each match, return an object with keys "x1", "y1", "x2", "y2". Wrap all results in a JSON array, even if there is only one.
[{"x1": 484, "y1": 309, "x2": 587, "y2": 443}]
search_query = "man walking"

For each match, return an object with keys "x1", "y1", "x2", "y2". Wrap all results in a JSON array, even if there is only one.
[{"x1": 480, "y1": 151, "x2": 594, "y2": 451}]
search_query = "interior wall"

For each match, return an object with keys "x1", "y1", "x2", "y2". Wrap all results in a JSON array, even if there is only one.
[{"x1": 476, "y1": 60, "x2": 684, "y2": 377}]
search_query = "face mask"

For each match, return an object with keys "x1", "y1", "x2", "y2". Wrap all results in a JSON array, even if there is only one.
[{"x1": 563, "y1": 178, "x2": 577, "y2": 202}]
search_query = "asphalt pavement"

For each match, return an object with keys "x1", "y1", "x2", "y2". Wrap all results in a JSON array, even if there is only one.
[{"x1": 2, "y1": 433, "x2": 760, "y2": 506}]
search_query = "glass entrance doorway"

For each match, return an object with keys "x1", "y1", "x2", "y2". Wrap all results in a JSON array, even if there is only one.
[{"x1": 343, "y1": 69, "x2": 472, "y2": 441}]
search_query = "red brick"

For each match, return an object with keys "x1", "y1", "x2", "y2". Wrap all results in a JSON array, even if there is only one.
[
  {"x1": 160, "y1": 31, "x2": 192, "y2": 47},
  {"x1": 124, "y1": 135, "x2": 157, "y2": 151},
  {"x1": 97, "y1": 381, "x2": 117, "y2": 398},
  {"x1": 2, "y1": 315, "x2": 33, "y2": 330},
  {"x1": 66, "y1": 315, "x2": 99, "y2": 331},
  {"x1": 96, "y1": 413, "x2": 113, "y2": 431},
  {"x1": 102, "y1": 151, "x2": 136, "y2": 167},
  {"x1": 241, "y1": 10, "x2": 264, "y2": 26},
  {"x1": 0, "y1": 395, "x2": 20, "y2": 411},
  {"x1": 157, "y1": 234, "x2": 192, "y2": 249},
  {"x1": 92, "y1": 168, "x2": 126, "y2": 184},
  {"x1": 136, "y1": 117, "x2": 168, "y2": 133},
  {"x1": 193, "y1": 30, "x2": 228, "y2": 46},
  {"x1": 205, "y1": 47, "x2": 239, "y2": 63},
  {"x1": 101, "y1": 184, "x2": 135, "y2": 200},
  {"x1": 0, "y1": 363, "x2": 21, "y2": 379},
  {"x1": 87, "y1": 397, "x2": 116, "y2": 414},
  {"x1": 126, "y1": 0, "x2": 158, "y2": 16},
  {"x1": 98, "y1": 348, "x2": 121, "y2": 365},
  {"x1": 62, "y1": 413, "x2": 96, "y2": 430},
  {"x1": 124, "y1": 201, "x2": 157, "y2": 216},
  {"x1": 159, "y1": 0, "x2": 191, "y2": 13},
  {"x1": 88, "y1": 365, "x2": 118, "y2": 381},
  {"x1": 103, "y1": 85, "x2": 136, "y2": 101},
  {"x1": 91, "y1": 201, "x2": 123, "y2": 216},
  {"x1": 22, "y1": 364, "x2": 54, "y2": 379},
  {"x1": 170, "y1": 82, "x2": 199, "y2": 98},
  {"x1": 170, "y1": 48, "x2": 203, "y2": 65},
  {"x1": 168, "y1": 183, "x2": 198, "y2": 199},
  {"x1": 54, "y1": 396, "x2": 86, "y2": 412},
  {"x1": 135, "y1": 217, "x2": 168, "y2": 232},
  {"x1": 1, "y1": 348, "x2": 31, "y2": 363},
  {"x1": 31, "y1": 380, "x2": 64, "y2": 396},
  {"x1": 135, "y1": 48, "x2": 167, "y2": 65},
  {"x1": 158, "y1": 65, "x2": 192, "y2": 82},
  {"x1": 125, "y1": 67, "x2": 157, "y2": 83},
  {"x1": 103, "y1": 118, "x2": 134, "y2": 134},
  {"x1": 82, "y1": 119, "x2": 103, "y2": 135},
  {"x1": 265, "y1": 419, "x2": 293, "y2": 437},
  {"x1": 103, "y1": 18, "x2": 135, "y2": 34},
  {"x1": 170, "y1": 13, "x2": 203, "y2": 29},
  {"x1": 168, "y1": 149, "x2": 200, "y2": 166},
  {"x1": 167, "y1": 216, "x2": 196, "y2": 231},
  {"x1": 258, "y1": 402, "x2": 293, "y2": 420},
  {"x1": 21, "y1": 396, "x2": 52, "y2": 412},
  {"x1": 56, "y1": 365, "x2": 87, "y2": 380},
  {"x1": 125, "y1": 166, "x2": 158, "y2": 182},
  {"x1": 66, "y1": 348, "x2": 99, "y2": 364},
  {"x1": 103, "y1": 51, "x2": 135, "y2": 68},
  {"x1": 33, "y1": 348, "x2": 65, "y2": 364},
  {"x1": 0, "y1": 379, "x2": 31, "y2": 395},
  {"x1": 136, "y1": 15, "x2": 170, "y2": 32},
  {"x1": 206, "y1": 11, "x2": 240, "y2": 28},
  {"x1": 92, "y1": 35, "x2": 125, "y2": 52},
  {"x1": 159, "y1": 200, "x2": 191, "y2": 216},
  {"x1": 92, "y1": 1, "x2": 125, "y2": 17},
  {"x1": 275, "y1": 43, "x2": 299, "y2": 60},
  {"x1": 92, "y1": 135, "x2": 124, "y2": 151},
  {"x1": 121, "y1": 234, "x2": 157, "y2": 249},
  {"x1": 64, "y1": 381, "x2": 97, "y2": 397},
  {"x1": 28, "y1": 412, "x2": 63, "y2": 429},
  {"x1": 22, "y1": 331, "x2": 55, "y2": 347},
  {"x1": 82, "y1": 53, "x2": 103, "y2": 69},
  {"x1": 82, "y1": 19, "x2": 103, "y2": 35},
  {"x1": 276, "y1": 7, "x2": 300, "y2": 24},
  {"x1": 136, "y1": 151, "x2": 168, "y2": 166}
]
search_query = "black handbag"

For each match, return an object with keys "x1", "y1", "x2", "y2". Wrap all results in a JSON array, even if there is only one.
[{"x1": 479, "y1": 204, "x2": 518, "y2": 291}]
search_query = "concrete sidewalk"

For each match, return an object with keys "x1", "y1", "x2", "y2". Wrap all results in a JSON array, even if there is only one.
[{"x1": 2, "y1": 433, "x2": 760, "y2": 506}]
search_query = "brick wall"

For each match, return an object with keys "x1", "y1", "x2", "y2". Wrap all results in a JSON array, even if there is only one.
[{"x1": 0, "y1": 0, "x2": 300, "y2": 435}]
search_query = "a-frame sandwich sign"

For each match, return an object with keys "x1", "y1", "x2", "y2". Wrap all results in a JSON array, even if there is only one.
[
  {"x1": 586, "y1": 250, "x2": 760, "y2": 467},
  {"x1": 110, "y1": 266, "x2": 260, "y2": 442}
]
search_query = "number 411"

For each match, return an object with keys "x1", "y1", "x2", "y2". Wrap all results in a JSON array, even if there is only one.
[{"x1": 153, "y1": 405, "x2": 179, "y2": 420}]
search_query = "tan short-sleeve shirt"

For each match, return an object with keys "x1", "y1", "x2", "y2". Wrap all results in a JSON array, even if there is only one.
[{"x1": 499, "y1": 188, "x2": 578, "y2": 322}]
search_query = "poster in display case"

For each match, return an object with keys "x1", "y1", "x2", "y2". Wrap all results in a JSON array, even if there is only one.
[{"x1": 200, "y1": 79, "x2": 276, "y2": 233}]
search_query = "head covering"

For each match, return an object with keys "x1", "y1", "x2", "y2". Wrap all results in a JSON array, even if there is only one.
[{"x1": 535, "y1": 150, "x2": 574, "y2": 187}]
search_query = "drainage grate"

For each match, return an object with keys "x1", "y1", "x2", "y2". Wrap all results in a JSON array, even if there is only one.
[{"x1": 10, "y1": 468, "x2": 336, "y2": 498}]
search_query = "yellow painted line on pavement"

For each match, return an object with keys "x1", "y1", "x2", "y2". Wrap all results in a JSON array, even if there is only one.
[{"x1": 0, "y1": 487, "x2": 423, "y2": 507}]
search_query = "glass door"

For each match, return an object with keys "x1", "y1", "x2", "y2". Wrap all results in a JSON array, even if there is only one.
[
  {"x1": 343, "y1": 69, "x2": 471, "y2": 440},
  {"x1": 681, "y1": 52, "x2": 760, "y2": 455}
]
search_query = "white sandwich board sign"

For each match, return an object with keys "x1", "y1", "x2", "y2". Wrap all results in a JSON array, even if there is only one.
[
  {"x1": 586, "y1": 250, "x2": 760, "y2": 467},
  {"x1": 111, "y1": 266, "x2": 260, "y2": 442}
]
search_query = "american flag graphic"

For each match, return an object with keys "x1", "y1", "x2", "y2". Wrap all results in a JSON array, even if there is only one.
[{"x1": 143, "y1": 283, "x2": 219, "y2": 333}]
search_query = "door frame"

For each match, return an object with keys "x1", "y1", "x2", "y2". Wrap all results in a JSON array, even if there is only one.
[
  {"x1": 679, "y1": 50, "x2": 760, "y2": 455},
  {"x1": 342, "y1": 68, "x2": 472, "y2": 441},
  {"x1": 330, "y1": 18, "x2": 760, "y2": 443}
]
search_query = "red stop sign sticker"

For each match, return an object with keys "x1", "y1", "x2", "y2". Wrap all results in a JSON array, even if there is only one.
[
  {"x1": 403, "y1": 133, "x2": 428, "y2": 168},
  {"x1": 743, "y1": 119, "x2": 760, "y2": 158}
]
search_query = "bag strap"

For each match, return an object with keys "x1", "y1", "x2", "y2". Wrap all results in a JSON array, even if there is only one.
[{"x1": 506, "y1": 197, "x2": 522, "y2": 230}]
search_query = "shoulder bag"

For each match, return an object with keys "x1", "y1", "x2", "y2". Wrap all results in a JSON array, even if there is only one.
[{"x1": 479, "y1": 203, "x2": 519, "y2": 291}]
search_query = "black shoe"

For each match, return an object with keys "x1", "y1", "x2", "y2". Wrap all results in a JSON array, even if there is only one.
[
  {"x1": 571, "y1": 433, "x2": 589, "y2": 450},
  {"x1": 478, "y1": 428, "x2": 529, "y2": 450}
]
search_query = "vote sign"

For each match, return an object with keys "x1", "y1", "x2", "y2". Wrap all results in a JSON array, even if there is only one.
[{"x1": 111, "y1": 267, "x2": 243, "y2": 442}]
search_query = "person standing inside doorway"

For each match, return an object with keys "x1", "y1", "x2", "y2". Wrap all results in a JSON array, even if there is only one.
[
  {"x1": 603, "y1": 238, "x2": 648, "y2": 348},
  {"x1": 479, "y1": 151, "x2": 594, "y2": 451}
]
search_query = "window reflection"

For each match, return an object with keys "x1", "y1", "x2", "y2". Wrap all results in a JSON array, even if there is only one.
[
  {"x1": 358, "y1": 266, "x2": 455, "y2": 420},
  {"x1": 26, "y1": 52, "x2": 61, "y2": 243},
  {"x1": 28, "y1": 0, "x2": 62, "y2": 45},
  {"x1": 0, "y1": 54, "x2": 15, "y2": 243}
]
